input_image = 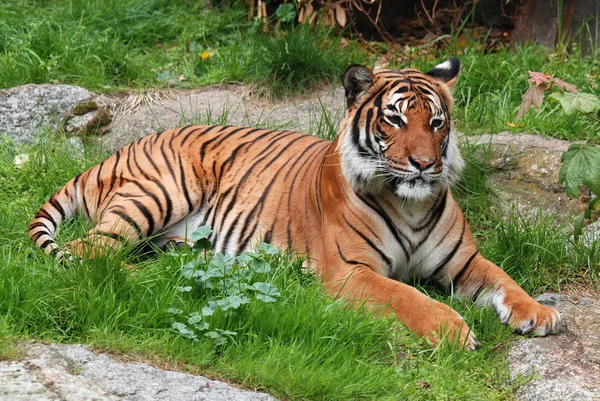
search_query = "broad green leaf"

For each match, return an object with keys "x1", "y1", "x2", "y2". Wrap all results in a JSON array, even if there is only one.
[
  {"x1": 217, "y1": 295, "x2": 250, "y2": 311},
  {"x1": 205, "y1": 267, "x2": 225, "y2": 278},
  {"x1": 192, "y1": 238, "x2": 213, "y2": 252},
  {"x1": 275, "y1": 3, "x2": 296, "y2": 22},
  {"x1": 166, "y1": 307, "x2": 183, "y2": 315},
  {"x1": 256, "y1": 293, "x2": 278, "y2": 303},
  {"x1": 193, "y1": 322, "x2": 209, "y2": 331},
  {"x1": 188, "y1": 312, "x2": 203, "y2": 324},
  {"x1": 253, "y1": 282, "x2": 281, "y2": 302},
  {"x1": 191, "y1": 225, "x2": 213, "y2": 241},
  {"x1": 211, "y1": 252, "x2": 235, "y2": 270},
  {"x1": 251, "y1": 259, "x2": 271, "y2": 274},
  {"x1": 181, "y1": 262, "x2": 196, "y2": 279},
  {"x1": 559, "y1": 144, "x2": 600, "y2": 198},
  {"x1": 233, "y1": 268, "x2": 253, "y2": 282},
  {"x1": 205, "y1": 331, "x2": 227, "y2": 345},
  {"x1": 172, "y1": 322, "x2": 197, "y2": 341},
  {"x1": 236, "y1": 252, "x2": 257, "y2": 264},
  {"x1": 550, "y1": 92, "x2": 600, "y2": 115},
  {"x1": 257, "y1": 242, "x2": 279, "y2": 255},
  {"x1": 176, "y1": 286, "x2": 192, "y2": 292},
  {"x1": 201, "y1": 306, "x2": 215, "y2": 316}
]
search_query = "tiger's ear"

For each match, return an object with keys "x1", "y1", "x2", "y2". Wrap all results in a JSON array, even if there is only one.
[
  {"x1": 344, "y1": 65, "x2": 375, "y2": 108},
  {"x1": 426, "y1": 57, "x2": 460, "y2": 90}
]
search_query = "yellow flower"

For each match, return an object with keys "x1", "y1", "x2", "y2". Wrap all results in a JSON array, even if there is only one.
[{"x1": 201, "y1": 51, "x2": 211, "y2": 60}]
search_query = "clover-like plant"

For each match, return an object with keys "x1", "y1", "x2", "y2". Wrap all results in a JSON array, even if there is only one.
[{"x1": 168, "y1": 225, "x2": 282, "y2": 345}]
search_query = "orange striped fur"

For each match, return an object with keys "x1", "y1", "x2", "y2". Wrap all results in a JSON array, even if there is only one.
[{"x1": 30, "y1": 59, "x2": 560, "y2": 348}]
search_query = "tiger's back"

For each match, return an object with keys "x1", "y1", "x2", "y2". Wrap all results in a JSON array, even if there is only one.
[{"x1": 29, "y1": 126, "x2": 333, "y2": 259}]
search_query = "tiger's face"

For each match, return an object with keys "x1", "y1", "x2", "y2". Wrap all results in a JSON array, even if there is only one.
[{"x1": 339, "y1": 58, "x2": 464, "y2": 202}]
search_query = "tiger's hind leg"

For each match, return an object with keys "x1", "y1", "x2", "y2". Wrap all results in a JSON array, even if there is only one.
[
  {"x1": 64, "y1": 200, "x2": 155, "y2": 259},
  {"x1": 152, "y1": 210, "x2": 208, "y2": 250}
]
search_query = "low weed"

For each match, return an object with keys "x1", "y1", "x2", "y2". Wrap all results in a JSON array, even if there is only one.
[{"x1": 481, "y1": 209, "x2": 600, "y2": 294}]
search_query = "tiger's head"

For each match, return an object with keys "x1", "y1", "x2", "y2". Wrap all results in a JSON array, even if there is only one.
[{"x1": 338, "y1": 58, "x2": 464, "y2": 202}]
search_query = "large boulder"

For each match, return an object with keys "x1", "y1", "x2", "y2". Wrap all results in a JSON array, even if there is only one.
[
  {"x1": 509, "y1": 293, "x2": 600, "y2": 400},
  {"x1": 0, "y1": 84, "x2": 112, "y2": 146},
  {"x1": 471, "y1": 132, "x2": 581, "y2": 216}
]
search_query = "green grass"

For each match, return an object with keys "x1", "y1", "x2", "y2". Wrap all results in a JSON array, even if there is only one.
[{"x1": 0, "y1": 0, "x2": 361, "y2": 95}]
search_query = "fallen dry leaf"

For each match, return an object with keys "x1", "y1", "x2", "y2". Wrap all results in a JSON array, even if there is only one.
[
  {"x1": 554, "y1": 78, "x2": 579, "y2": 94},
  {"x1": 516, "y1": 83, "x2": 547, "y2": 121},
  {"x1": 335, "y1": 4, "x2": 347, "y2": 27},
  {"x1": 528, "y1": 71, "x2": 552, "y2": 86}
]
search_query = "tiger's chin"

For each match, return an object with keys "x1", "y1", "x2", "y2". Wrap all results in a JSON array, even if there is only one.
[{"x1": 390, "y1": 178, "x2": 443, "y2": 202}]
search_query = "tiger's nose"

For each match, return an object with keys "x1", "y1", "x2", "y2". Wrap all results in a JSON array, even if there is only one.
[{"x1": 408, "y1": 156, "x2": 434, "y2": 171}]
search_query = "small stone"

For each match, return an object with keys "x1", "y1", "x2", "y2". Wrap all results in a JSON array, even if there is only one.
[{"x1": 14, "y1": 153, "x2": 29, "y2": 167}]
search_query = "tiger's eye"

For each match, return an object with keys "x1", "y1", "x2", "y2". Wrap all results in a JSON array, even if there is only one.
[
  {"x1": 386, "y1": 115, "x2": 405, "y2": 127},
  {"x1": 431, "y1": 119, "x2": 444, "y2": 130}
]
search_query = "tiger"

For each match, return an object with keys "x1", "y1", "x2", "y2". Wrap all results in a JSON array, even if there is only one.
[{"x1": 29, "y1": 58, "x2": 561, "y2": 349}]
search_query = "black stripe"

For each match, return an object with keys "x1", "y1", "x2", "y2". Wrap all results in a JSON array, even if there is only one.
[
  {"x1": 29, "y1": 222, "x2": 49, "y2": 230},
  {"x1": 414, "y1": 189, "x2": 447, "y2": 232},
  {"x1": 109, "y1": 209, "x2": 143, "y2": 238},
  {"x1": 430, "y1": 220, "x2": 466, "y2": 279},
  {"x1": 336, "y1": 240, "x2": 363, "y2": 265},
  {"x1": 342, "y1": 214, "x2": 391, "y2": 265},
  {"x1": 143, "y1": 140, "x2": 162, "y2": 176},
  {"x1": 73, "y1": 173, "x2": 82, "y2": 187},
  {"x1": 363, "y1": 108, "x2": 376, "y2": 154},
  {"x1": 356, "y1": 193, "x2": 410, "y2": 259},
  {"x1": 48, "y1": 198, "x2": 66, "y2": 220},
  {"x1": 36, "y1": 209, "x2": 57, "y2": 229},
  {"x1": 452, "y1": 251, "x2": 478, "y2": 287},
  {"x1": 39, "y1": 239, "x2": 54, "y2": 250},
  {"x1": 199, "y1": 127, "x2": 245, "y2": 158},
  {"x1": 181, "y1": 126, "x2": 215, "y2": 147},
  {"x1": 178, "y1": 155, "x2": 194, "y2": 213},
  {"x1": 130, "y1": 199, "x2": 155, "y2": 235},
  {"x1": 31, "y1": 231, "x2": 47, "y2": 242},
  {"x1": 160, "y1": 141, "x2": 176, "y2": 179},
  {"x1": 153, "y1": 130, "x2": 166, "y2": 143},
  {"x1": 96, "y1": 161, "x2": 105, "y2": 211},
  {"x1": 153, "y1": 180, "x2": 173, "y2": 226},
  {"x1": 106, "y1": 151, "x2": 121, "y2": 196},
  {"x1": 472, "y1": 283, "x2": 486, "y2": 301}
]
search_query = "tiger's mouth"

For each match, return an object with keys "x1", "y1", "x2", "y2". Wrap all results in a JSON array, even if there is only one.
[{"x1": 384, "y1": 171, "x2": 441, "y2": 201}]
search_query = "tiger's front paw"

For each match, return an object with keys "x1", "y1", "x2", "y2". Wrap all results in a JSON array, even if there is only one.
[
  {"x1": 420, "y1": 301, "x2": 479, "y2": 351},
  {"x1": 502, "y1": 298, "x2": 561, "y2": 336}
]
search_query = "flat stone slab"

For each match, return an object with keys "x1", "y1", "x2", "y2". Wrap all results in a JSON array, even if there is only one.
[
  {"x1": 509, "y1": 293, "x2": 600, "y2": 401},
  {"x1": 0, "y1": 343, "x2": 276, "y2": 401}
]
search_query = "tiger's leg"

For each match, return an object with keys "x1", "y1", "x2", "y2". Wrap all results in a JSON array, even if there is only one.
[
  {"x1": 64, "y1": 202, "x2": 150, "y2": 259},
  {"x1": 326, "y1": 264, "x2": 479, "y2": 350},
  {"x1": 447, "y1": 253, "x2": 561, "y2": 336}
]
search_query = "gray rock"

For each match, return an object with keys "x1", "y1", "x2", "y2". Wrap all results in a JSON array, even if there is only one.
[
  {"x1": 471, "y1": 132, "x2": 580, "y2": 216},
  {"x1": 509, "y1": 294, "x2": 600, "y2": 401},
  {"x1": 0, "y1": 85, "x2": 113, "y2": 146},
  {"x1": 0, "y1": 343, "x2": 276, "y2": 401}
]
